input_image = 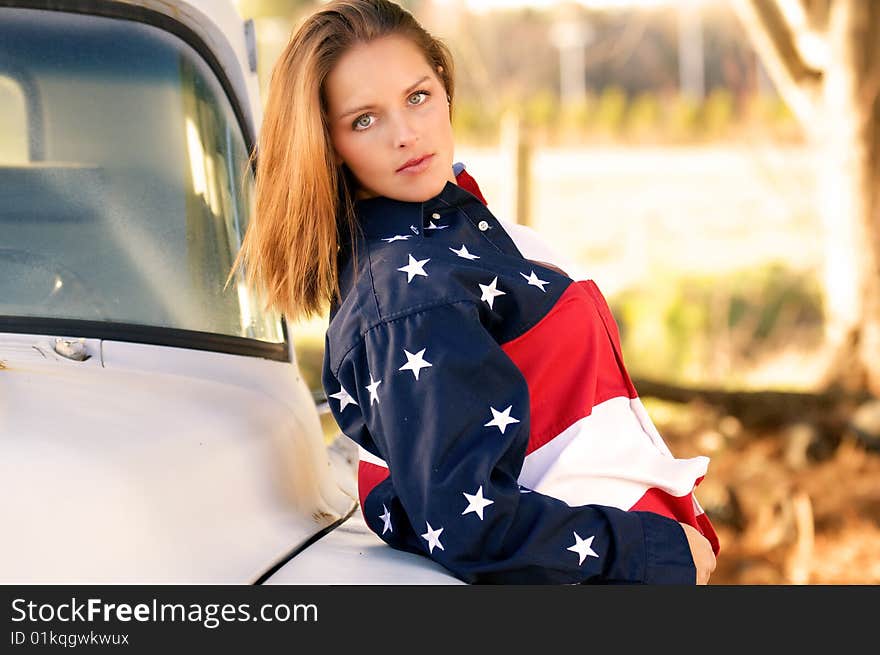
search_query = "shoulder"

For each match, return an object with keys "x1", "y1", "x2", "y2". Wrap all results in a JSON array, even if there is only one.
[
  {"x1": 328, "y1": 241, "x2": 576, "y2": 375},
  {"x1": 497, "y1": 219, "x2": 585, "y2": 280},
  {"x1": 325, "y1": 237, "x2": 476, "y2": 374},
  {"x1": 361, "y1": 236, "x2": 488, "y2": 323}
]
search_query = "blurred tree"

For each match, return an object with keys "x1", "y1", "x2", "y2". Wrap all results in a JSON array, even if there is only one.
[{"x1": 732, "y1": 0, "x2": 880, "y2": 394}]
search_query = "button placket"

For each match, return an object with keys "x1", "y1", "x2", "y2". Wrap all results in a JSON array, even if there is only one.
[
  {"x1": 461, "y1": 205, "x2": 524, "y2": 257},
  {"x1": 423, "y1": 206, "x2": 451, "y2": 234}
]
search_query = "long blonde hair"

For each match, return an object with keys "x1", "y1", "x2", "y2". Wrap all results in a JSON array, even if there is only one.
[{"x1": 227, "y1": 0, "x2": 455, "y2": 322}]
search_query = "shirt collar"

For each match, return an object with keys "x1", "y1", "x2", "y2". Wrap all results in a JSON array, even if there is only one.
[{"x1": 353, "y1": 180, "x2": 488, "y2": 240}]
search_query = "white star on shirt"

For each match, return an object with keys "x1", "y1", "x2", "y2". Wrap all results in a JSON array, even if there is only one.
[
  {"x1": 478, "y1": 276, "x2": 507, "y2": 309},
  {"x1": 450, "y1": 244, "x2": 480, "y2": 260},
  {"x1": 421, "y1": 522, "x2": 445, "y2": 554},
  {"x1": 425, "y1": 220, "x2": 448, "y2": 230},
  {"x1": 399, "y1": 348, "x2": 433, "y2": 380},
  {"x1": 567, "y1": 532, "x2": 599, "y2": 565},
  {"x1": 520, "y1": 270, "x2": 549, "y2": 292},
  {"x1": 462, "y1": 486, "x2": 495, "y2": 520},
  {"x1": 382, "y1": 234, "x2": 412, "y2": 243},
  {"x1": 484, "y1": 405, "x2": 520, "y2": 434},
  {"x1": 329, "y1": 386, "x2": 357, "y2": 411},
  {"x1": 379, "y1": 504, "x2": 393, "y2": 535},
  {"x1": 365, "y1": 375, "x2": 382, "y2": 405},
  {"x1": 397, "y1": 254, "x2": 430, "y2": 283},
  {"x1": 410, "y1": 225, "x2": 420, "y2": 235}
]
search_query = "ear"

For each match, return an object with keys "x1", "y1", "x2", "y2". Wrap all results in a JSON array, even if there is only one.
[{"x1": 436, "y1": 66, "x2": 450, "y2": 103}]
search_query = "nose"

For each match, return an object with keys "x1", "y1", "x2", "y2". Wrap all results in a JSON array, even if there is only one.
[{"x1": 391, "y1": 111, "x2": 418, "y2": 149}]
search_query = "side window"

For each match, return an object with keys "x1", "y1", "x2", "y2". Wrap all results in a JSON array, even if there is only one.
[
  {"x1": 0, "y1": 8, "x2": 284, "y2": 348},
  {"x1": 0, "y1": 75, "x2": 28, "y2": 164}
]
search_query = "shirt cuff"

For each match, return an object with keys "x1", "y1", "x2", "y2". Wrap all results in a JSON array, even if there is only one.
[{"x1": 638, "y1": 511, "x2": 697, "y2": 585}]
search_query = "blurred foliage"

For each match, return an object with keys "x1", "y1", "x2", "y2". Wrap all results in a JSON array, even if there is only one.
[
  {"x1": 558, "y1": 97, "x2": 592, "y2": 137},
  {"x1": 663, "y1": 93, "x2": 700, "y2": 142},
  {"x1": 237, "y1": 0, "x2": 424, "y2": 18},
  {"x1": 453, "y1": 87, "x2": 801, "y2": 146},
  {"x1": 610, "y1": 263, "x2": 825, "y2": 388},
  {"x1": 235, "y1": 0, "x2": 313, "y2": 18},
  {"x1": 292, "y1": 328, "x2": 325, "y2": 396},
  {"x1": 593, "y1": 85, "x2": 628, "y2": 138},
  {"x1": 701, "y1": 88, "x2": 735, "y2": 139},
  {"x1": 523, "y1": 90, "x2": 558, "y2": 135},
  {"x1": 626, "y1": 92, "x2": 662, "y2": 141}
]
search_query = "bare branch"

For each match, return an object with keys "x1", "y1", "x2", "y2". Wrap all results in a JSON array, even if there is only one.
[
  {"x1": 731, "y1": 0, "x2": 823, "y2": 128},
  {"x1": 801, "y1": 0, "x2": 831, "y2": 32},
  {"x1": 857, "y1": 1, "x2": 880, "y2": 114},
  {"x1": 860, "y1": 64, "x2": 880, "y2": 114},
  {"x1": 778, "y1": 0, "x2": 830, "y2": 70}
]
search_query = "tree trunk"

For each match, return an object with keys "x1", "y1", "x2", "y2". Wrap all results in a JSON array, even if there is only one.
[
  {"x1": 819, "y1": 1, "x2": 880, "y2": 394},
  {"x1": 860, "y1": 4, "x2": 880, "y2": 395},
  {"x1": 733, "y1": 1, "x2": 880, "y2": 395}
]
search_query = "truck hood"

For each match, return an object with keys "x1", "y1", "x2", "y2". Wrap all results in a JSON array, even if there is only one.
[
  {"x1": 0, "y1": 333, "x2": 355, "y2": 583},
  {"x1": 264, "y1": 505, "x2": 464, "y2": 585}
]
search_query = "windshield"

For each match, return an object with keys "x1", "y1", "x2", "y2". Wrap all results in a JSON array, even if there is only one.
[{"x1": 0, "y1": 8, "x2": 284, "y2": 345}]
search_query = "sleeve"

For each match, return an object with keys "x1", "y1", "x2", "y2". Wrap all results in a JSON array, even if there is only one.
[{"x1": 325, "y1": 300, "x2": 697, "y2": 584}]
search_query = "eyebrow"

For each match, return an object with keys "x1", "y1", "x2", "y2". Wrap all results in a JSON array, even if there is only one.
[{"x1": 337, "y1": 75, "x2": 432, "y2": 121}]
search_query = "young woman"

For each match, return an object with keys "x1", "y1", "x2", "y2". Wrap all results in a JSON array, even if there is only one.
[{"x1": 231, "y1": 0, "x2": 718, "y2": 584}]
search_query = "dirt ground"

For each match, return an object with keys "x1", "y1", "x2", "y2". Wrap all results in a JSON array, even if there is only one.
[{"x1": 653, "y1": 400, "x2": 880, "y2": 585}]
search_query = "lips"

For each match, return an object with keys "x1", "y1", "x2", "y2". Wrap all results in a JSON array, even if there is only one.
[{"x1": 396, "y1": 153, "x2": 434, "y2": 173}]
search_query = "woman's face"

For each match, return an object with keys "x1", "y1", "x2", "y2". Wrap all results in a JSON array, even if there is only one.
[{"x1": 325, "y1": 34, "x2": 457, "y2": 202}]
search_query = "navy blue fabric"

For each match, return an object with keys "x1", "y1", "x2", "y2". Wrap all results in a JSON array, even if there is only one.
[{"x1": 322, "y1": 181, "x2": 696, "y2": 584}]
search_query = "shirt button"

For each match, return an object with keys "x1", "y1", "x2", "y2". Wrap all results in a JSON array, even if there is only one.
[
  {"x1": 432, "y1": 212, "x2": 441, "y2": 219},
  {"x1": 478, "y1": 220, "x2": 489, "y2": 231}
]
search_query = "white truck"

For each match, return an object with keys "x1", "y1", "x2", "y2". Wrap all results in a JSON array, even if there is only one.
[{"x1": 0, "y1": 0, "x2": 460, "y2": 584}]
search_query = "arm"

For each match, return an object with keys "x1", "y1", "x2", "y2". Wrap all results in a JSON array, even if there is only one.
[{"x1": 326, "y1": 300, "x2": 697, "y2": 584}]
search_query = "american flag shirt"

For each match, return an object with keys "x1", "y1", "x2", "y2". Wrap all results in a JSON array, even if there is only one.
[{"x1": 322, "y1": 165, "x2": 719, "y2": 584}]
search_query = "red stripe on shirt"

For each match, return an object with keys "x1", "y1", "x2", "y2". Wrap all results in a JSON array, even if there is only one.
[
  {"x1": 501, "y1": 279, "x2": 720, "y2": 554},
  {"x1": 501, "y1": 280, "x2": 635, "y2": 455},
  {"x1": 630, "y1": 480, "x2": 721, "y2": 556},
  {"x1": 358, "y1": 460, "x2": 389, "y2": 510}
]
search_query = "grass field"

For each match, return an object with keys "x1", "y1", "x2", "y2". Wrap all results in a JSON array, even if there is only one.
[{"x1": 458, "y1": 143, "x2": 821, "y2": 295}]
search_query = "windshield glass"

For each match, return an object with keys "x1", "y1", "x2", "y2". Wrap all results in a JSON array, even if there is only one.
[{"x1": 0, "y1": 8, "x2": 283, "y2": 344}]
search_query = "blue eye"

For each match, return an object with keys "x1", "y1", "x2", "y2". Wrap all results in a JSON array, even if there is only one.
[
  {"x1": 353, "y1": 114, "x2": 375, "y2": 130},
  {"x1": 408, "y1": 91, "x2": 429, "y2": 105}
]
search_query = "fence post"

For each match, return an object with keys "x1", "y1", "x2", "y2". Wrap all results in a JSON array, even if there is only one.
[{"x1": 500, "y1": 110, "x2": 532, "y2": 226}]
